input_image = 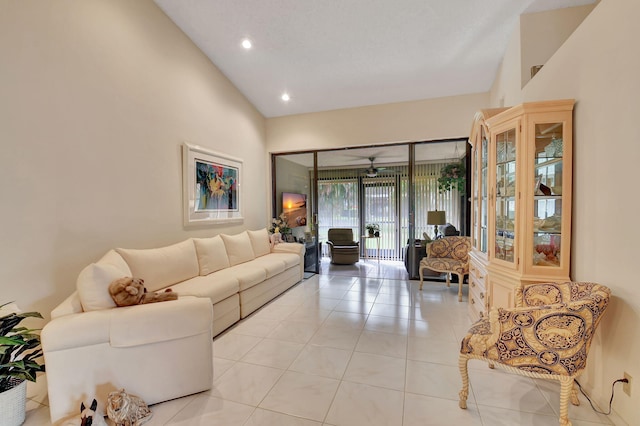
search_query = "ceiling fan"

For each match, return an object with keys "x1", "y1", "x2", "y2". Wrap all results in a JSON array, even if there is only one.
[{"x1": 363, "y1": 157, "x2": 387, "y2": 177}]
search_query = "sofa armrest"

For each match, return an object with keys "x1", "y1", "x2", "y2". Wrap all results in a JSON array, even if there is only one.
[
  {"x1": 50, "y1": 291, "x2": 84, "y2": 319},
  {"x1": 272, "y1": 242, "x2": 305, "y2": 256},
  {"x1": 42, "y1": 296, "x2": 212, "y2": 352}
]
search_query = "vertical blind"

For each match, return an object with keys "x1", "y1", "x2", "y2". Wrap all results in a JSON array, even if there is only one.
[{"x1": 316, "y1": 162, "x2": 461, "y2": 261}]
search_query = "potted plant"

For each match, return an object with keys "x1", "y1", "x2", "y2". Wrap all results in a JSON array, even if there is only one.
[
  {"x1": 365, "y1": 223, "x2": 380, "y2": 236},
  {"x1": 0, "y1": 302, "x2": 46, "y2": 426},
  {"x1": 268, "y1": 213, "x2": 291, "y2": 235},
  {"x1": 437, "y1": 162, "x2": 466, "y2": 194}
]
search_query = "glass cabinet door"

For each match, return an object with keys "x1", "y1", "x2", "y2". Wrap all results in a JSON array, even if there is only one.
[
  {"x1": 495, "y1": 128, "x2": 516, "y2": 263},
  {"x1": 480, "y1": 131, "x2": 488, "y2": 254},
  {"x1": 532, "y1": 123, "x2": 564, "y2": 267}
]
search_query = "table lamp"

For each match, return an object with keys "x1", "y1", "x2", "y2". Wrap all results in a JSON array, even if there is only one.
[{"x1": 427, "y1": 210, "x2": 447, "y2": 239}]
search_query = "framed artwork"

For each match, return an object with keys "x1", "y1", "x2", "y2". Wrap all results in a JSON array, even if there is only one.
[{"x1": 182, "y1": 143, "x2": 243, "y2": 227}]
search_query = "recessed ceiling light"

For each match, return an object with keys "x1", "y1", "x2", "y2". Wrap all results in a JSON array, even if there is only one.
[
  {"x1": 281, "y1": 93, "x2": 290, "y2": 102},
  {"x1": 241, "y1": 39, "x2": 252, "y2": 49}
]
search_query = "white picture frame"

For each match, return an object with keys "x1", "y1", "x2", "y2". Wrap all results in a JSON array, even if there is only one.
[{"x1": 182, "y1": 143, "x2": 243, "y2": 227}]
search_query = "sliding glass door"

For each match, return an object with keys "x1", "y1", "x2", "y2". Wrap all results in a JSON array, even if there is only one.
[
  {"x1": 271, "y1": 139, "x2": 469, "y2": 273},
  {"x1": 363, "y1": 177, "x2": 397, "y2": 259}
]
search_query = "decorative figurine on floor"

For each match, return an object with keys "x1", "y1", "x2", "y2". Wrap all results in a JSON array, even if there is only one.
[
  {"x1": 108, "y1": 277, "x2": 177, "y2": 307},
  {"x1": 106, "y1": 389, "x2": 152, "y2": 426},
  {"x1": 80, "y1": 399, "x2": 107, "y2": 426},
  {"x1": 58, "y1": 399, "x2": 107, "y2": 426}
]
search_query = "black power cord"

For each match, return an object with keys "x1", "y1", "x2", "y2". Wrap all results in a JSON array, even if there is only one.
[{"x1": 573, "y1": 378, "x2": 628, "y2": 415}]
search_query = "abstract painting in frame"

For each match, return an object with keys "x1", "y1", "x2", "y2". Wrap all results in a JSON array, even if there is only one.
[{"x1": 183, "y1": 143, "x2": 243, "y2": 226}]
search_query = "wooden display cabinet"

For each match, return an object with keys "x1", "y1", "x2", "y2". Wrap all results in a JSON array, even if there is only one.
[{"x1": 468, "y1": 100, "x2": 574, "y2": 318}]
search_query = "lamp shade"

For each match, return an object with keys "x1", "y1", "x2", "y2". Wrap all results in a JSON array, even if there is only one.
[{"x1": 427, "y1": 210, "x2": 446, "y2": 225}]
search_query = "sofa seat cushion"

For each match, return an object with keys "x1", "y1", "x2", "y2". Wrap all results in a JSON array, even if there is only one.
[
  {"x1": 219, "y1": 264, "x2": 266, "y2": 292},
  {"x1": 422, "y1": 257, "x2": 467, "y2": 275},
  {"x1": 247, "y1": 257, "x2": 286, "y2": 278},
  {"x1": 221, "y1": 232, "x2": 256, "y2": 266},
  {"x1": 193, "y1": 235, "x2": 230, "y2": 276},
  {"x1": 331, "y1": 245, "x2": 359, "y2": 252},
  {"x1": 117, "y1": 240, "x2": 199, "y2": 292},
  {"x1": 261, "y1": 252, "x2": 300, "y2": 270},
  {"x1": 171, "y1": 274, "x2": 239, "y2": 305}
]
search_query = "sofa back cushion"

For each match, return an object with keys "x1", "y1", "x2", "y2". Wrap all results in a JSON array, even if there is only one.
[
  {"x1": 247, "y1": 228, "x2": 271, "y2": 257},
  {"x1": 117, "y1": 239, "x2": 199, "y2": 292},
  {"x1": 193, "y1": 235, "x2": 231, "y2": 276},
  {"x1": 221, "y1": 232, "x2": 256, "y2": 266},
  {"x1": 77, "y1": 250, "x2": 132, "y2": 312}
]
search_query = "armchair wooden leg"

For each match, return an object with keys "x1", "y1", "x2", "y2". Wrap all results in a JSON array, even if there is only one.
[
  {"x1": 559, "y1": 376, "x2": 573, "y2": 426},
  {"x1": 419, "y1": 267, "x2": 424, "y2": 290},
  {"x1": 458, "y1": 354, "x2": 470, "y2": 409},
  {"x1": 457, "y1": 273, "x2": 463, "y2": 302},
  {"x1": 445, "y1": 273, "x2": 451, "y2": 288}
]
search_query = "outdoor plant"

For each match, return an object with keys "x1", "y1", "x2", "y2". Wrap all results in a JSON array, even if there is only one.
[
  {"x1": 365, "y1": 223, "x2": 380, "y2": 234},
  {"x1": 0, "y1": 302, "x2": 45, "y2": 392},
  {"x1": 437, "y1": 162, "x2": 466, "y2": 194}
]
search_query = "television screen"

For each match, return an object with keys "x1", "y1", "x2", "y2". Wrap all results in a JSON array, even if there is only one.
[{"x1": 282, "y1": 192, "x2": 307, "y2": 228}]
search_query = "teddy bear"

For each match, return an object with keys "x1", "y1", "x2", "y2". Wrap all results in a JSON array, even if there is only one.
[{"x1": 108, "y1": 277, "x2": 177, "y2": 307}]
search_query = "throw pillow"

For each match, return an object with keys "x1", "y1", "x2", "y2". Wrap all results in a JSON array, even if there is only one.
[{"x1": 77, "y1": 262, "x2": 124, "y2": 311}]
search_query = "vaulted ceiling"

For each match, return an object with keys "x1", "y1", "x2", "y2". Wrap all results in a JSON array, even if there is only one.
[{"x1": 155, "y1": 0, "x2": 596, "y2": 118}]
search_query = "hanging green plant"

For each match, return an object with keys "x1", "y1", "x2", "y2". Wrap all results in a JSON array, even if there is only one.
[{"x1": 437, "y1": 162, "x2": 466, "y2": 194}]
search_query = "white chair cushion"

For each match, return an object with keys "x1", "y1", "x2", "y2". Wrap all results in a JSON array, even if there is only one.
[
  {"x1": 193, "y1": 235, "x2": 231, "y2": 276},
  {"x1": 220, "y1": 232, "x2": 256, "y2": 266},
  {"x1": 117, "y1": 240, "x2": 199, "y2": 292},
  {"x1": 247, "y1": 228, "x2": 271, "y2": 257}
]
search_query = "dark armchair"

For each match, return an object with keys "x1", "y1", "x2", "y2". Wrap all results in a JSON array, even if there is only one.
[{"x1": 327, "y1": 228, "x2": 359, "y2": 264}]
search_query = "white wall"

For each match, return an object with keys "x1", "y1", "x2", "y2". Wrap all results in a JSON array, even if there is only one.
[
  {"x1": 489, "y1": 20, "x2": 523, "y2": 108},
  {"x1": 520, "y1": 5, "x2": 595, "y2": 87},
  {"x1": 0, "y1": 1, "x2": 267, "y2": 318},
  {"x1": 266, "y1": 93, "x2": 489, "y2": 153},
  {"x1": 490, "y1": 0, "x2": 640, "y2": 423}
]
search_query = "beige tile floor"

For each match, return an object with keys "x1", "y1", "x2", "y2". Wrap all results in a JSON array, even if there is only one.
[{"x1": 25, "y1": 262, "x2": 618, "y2": 425}]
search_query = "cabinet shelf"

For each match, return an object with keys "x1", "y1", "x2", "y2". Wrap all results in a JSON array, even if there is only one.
[
  {"x1": 534, "y1": 195, "x2": 562, "y2": 200},
  {"x1": 534, "y1": 157, "x2": 563, "y2": 169},
  {"x1": 533, "y1": 230, "x2": 562, "y2": 235}
]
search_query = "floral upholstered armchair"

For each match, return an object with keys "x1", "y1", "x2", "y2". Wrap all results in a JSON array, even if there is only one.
[
  {"x1": 458, "y1": 281, "x2": 611, "y2": 426},
  {"x1": 419, "y1": 236, "x2": 471, "y2": 301}
]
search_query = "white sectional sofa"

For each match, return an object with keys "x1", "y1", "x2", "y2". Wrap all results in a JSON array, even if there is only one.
[{"x1": 41, "y1": 228, "x2": 304, "y2": 423}]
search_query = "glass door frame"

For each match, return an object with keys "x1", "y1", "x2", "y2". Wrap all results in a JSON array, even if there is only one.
[
  {"x1": 488, "y1": 119, "x2": 521, "y2": 270},
  {"x1": 271, "y1": 152, "x2": 320, "y2": 274}
]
